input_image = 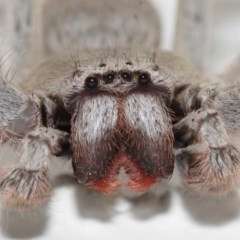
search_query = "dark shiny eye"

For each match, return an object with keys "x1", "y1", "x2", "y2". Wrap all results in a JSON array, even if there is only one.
[
  {"x1": 121, "y1": 70, "x2": 132, "y2": 81},
  {"x1": 85, "y1": 76, "x2": 99, "y2": 89},
  {"x1": 103, "y1": 71, "x2": 115, "y2": 84},
  {"x1": 138, "y1": 72, "x2": 151, "y2": 85}
]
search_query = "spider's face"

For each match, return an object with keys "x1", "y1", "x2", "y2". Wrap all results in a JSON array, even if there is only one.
[
  {"x1": 68, "y1": 53, "x2": 173, "y2": 95},
  {"x1": 67, "y1": 54, "x2": 175, "y2": 193}
]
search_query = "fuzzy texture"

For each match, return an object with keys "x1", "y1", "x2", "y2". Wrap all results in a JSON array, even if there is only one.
[
  {"x1": 0, "y1": 0, "x2": 164, "y2": 208},
  {"x1": 72, "y1": 95, "x2": 119, "y2": 185},
  {"x1": 0, "y1": 124, "x2": 69, "y2": 209},
  {"x1": 22, "y1": 49, "x2": 200, "y2": 194},
  {"x1": 174, "y1": 83, "x2": 240, "y2": 195},
  {"x1": 1, "y1": 47, "x2": 240, "y2": 208},
  {"x1": 0, "y1": 76, "x2": 28, "y2": 128},
  {"x1": 174, "y1": 108, "x2": 240, "y2": 195},
  {"x1": 1, "y1": 0, "x2": 240, "y2": 210}
]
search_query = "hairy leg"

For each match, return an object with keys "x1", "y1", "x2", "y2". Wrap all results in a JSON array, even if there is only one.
[
  {"x1": 0, "y1": 127, "x2": 68, "y2": 209},
  {"x1": 0, "y1": 73, "x2": 69, "y2": 209},
  {"x1": 174, "y1": 106, "x2": 240, "y2": 195}
]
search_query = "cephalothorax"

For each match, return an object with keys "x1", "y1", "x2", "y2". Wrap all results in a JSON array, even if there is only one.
[{"x1": 1, "y1": 48, "x2": 240, "y2": 209}]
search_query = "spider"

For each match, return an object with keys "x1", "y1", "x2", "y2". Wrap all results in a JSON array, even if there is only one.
[{"x1": 0, "y1": 0, "x2": 240, "y2": 210}]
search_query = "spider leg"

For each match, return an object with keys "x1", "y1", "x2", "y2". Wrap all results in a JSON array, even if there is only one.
[
  {"x1": 0, "y1": 127, "x2": 69, "y2": 209},
  {"x1": 0, "y1": 75, "x2": 69, "y2": 209},
  {"x1": 211, "y1": 86, "x2": 240, "y2": 130},
  {"x1": 173, "y1": 85, "x2": 240, "y2": 195}
]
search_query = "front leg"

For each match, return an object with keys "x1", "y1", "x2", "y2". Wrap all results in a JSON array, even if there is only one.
[
  {"x1": 0, "y1": 74, "x2": 70, "y2": 209},
  {"x1": 174, "y1": 107, "x2": 240, "y2": 195},
  {"x1": 0, "y1": 127, "x2": 69, "y2": 209}
]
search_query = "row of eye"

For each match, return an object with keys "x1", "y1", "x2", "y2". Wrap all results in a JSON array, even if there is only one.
[{"x1": 84, "y1": 70, "x2": 151, "y2": 89}]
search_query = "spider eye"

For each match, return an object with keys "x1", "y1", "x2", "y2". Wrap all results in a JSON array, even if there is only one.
[
  {"x1": 103, "y1": 71, "x2": 115, "y2": 84},
  {"x1": 85, "y1": 76, "x2": 99, "y2": 89},
  {"x1": 121, "y1": 70, "x2": 133, "y2": 82},
  {"x1": 138, "y1": 72, "x2": 151, "y2": 85}
]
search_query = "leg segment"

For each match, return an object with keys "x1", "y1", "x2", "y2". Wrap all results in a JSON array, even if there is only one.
[
  {"x1": 0, "y1": 127, "x2": 69, "y2": 209},
  {"x1": 0, "y1": 74, "x2": 70, "y2": 209},
  {"x1": 174, "y1": 108, "x2": 240, "y2": 195}
]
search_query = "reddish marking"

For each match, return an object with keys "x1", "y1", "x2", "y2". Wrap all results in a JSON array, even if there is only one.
[{"x1": 89, "y1": 151, "x2": 158, "y2": 193}]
